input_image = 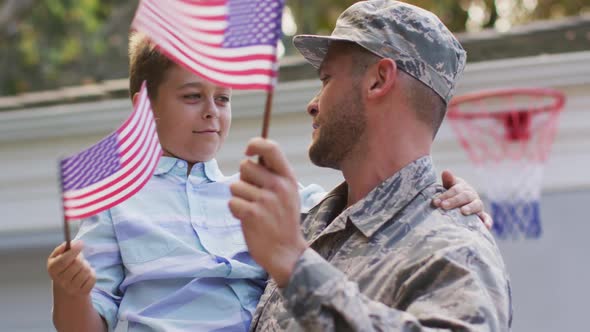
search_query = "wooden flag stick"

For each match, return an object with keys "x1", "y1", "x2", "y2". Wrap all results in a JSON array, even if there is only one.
[
  {"x1": 63, "y1": 213, "x2": 71, "y2": 251},
  {"x1": 58, "y1": 159, "x2": 71, "y2": 251},
  {"x1": 260, "y1": 89, "x2": 274, "y2": 139},
  {"x1": 258, "y1": 90, "x2": 274, "y2": 165}
]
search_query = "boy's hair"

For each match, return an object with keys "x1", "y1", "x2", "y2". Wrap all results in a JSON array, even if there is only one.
[{"x1": 128, "y1": 32, "x2": 175, "y2": 101}]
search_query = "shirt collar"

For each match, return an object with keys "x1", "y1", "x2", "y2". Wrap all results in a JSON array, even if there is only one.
[
  {"x1": 346, "y1": 156, "x2": 437, "y2": 238},
  {"x1": 153, "y1": 156, "x2": 225, "y2": 182}
]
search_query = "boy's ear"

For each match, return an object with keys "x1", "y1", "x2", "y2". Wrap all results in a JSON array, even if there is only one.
[{"x1": 132, "y1": 92, "x2": 140, "y2": 107}]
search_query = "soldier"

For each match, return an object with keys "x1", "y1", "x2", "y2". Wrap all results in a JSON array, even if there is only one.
[
  {"x1": 46, "y1": 32, "x2": 490, "y2": 332},
  {"x1": 229, "y1": 1, "x2": 513, "y2": 331}
]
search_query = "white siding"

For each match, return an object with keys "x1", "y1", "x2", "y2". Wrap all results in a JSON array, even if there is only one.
[{"x1": 1, "y1": 51, "x2": 589, "y2": 331}]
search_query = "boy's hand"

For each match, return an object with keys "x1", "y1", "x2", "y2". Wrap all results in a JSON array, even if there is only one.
[
  {"x1": 47, "y1": 241, "x2": 96, "y2": 297},
  {"x1": 433, "y1": 170, "x2": 493, "y2": 230}
]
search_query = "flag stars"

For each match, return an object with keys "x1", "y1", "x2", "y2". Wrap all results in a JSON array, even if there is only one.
[{"x1": 223, "y1": 0, "x2": 284, "y2": 48}]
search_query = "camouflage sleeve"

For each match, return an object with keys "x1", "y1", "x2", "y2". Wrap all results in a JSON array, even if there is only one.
[{"x1": 281, "y1": 248, "x2": 508, "y2": 331}]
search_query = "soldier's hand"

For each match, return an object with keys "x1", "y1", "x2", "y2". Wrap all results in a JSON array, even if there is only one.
[
  {"x1": 47, "y1": 241, "x2": 96, "y2": 297},
  {"x1": 229, "y1": 138, "x2": 307, "y2": 288},
  {"x1": 433, "y1": 169, "x2": 493, "y2": 230}
]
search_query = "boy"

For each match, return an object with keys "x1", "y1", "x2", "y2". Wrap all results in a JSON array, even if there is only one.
[{"x1": 47, "y1": 33, "x2": 489, "y2": 332}]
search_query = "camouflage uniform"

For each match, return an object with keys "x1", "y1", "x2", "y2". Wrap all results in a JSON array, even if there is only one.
[
  {"x1": 250, "y1": 157, "x2": 513, "y2": 331},
  {"x1": 249, "y1": 1, "x2": 512, "y2": 331}
]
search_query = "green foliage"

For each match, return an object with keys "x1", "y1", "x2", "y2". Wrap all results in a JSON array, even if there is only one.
[
  {"x1": 0, "y1": 0, "x2": 136, "y2": 95},
  {"x1": 1, "y1": 0, "x2": 589, "y2": 96},
  {"x1": 287, "y1": 0, "x2": 590, "y2": 33}
]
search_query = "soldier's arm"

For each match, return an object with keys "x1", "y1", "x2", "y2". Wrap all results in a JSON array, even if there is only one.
[{"x1": 280, "y1": 243, "x2": 510, "y2": 331}]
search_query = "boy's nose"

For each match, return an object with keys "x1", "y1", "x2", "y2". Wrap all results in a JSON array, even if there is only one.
[{"x1": 202, "y1": 100, "x2": 219, "y2": 119}]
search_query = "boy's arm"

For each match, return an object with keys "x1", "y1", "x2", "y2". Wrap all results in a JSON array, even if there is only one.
[
  {"x1": 298, "y1": 172, "x2": 491, "y2": 228},
  {"x1": 433, "y1": 170, "x2": 493, "y2": 229},
  {"x1": 49, "y1": 242, "x2": 107, "y2": 332},
  {"x1": 48, "y1": 211, "x2": 124, "y2": 331}
]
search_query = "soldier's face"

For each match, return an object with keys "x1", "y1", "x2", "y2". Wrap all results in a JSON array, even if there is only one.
[
  {"x1": 307, "y1": 43, "x2": 367, "y2": 170},
  {"x1": 149, "y1": 65, "x2": 232, "y2": 163}
]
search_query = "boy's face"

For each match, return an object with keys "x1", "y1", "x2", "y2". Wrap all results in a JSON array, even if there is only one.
[{"x1": 149, "y1": 65, "x2": 232, "y2": 163}]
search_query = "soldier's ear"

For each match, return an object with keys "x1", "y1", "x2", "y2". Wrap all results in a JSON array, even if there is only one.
[{"x1": 367, "y1": 58, "x2": 397, "y2": 100}]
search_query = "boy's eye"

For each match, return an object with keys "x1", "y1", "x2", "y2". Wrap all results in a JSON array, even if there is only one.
[
  {"x1": 216, "y1": 95, "x2": 230, "y2": 103},
  {"x1": 183, "y1": 93, "x2": 201, "y2": 100}
]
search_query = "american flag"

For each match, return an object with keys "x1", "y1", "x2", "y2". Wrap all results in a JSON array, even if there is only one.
[
  {"x1": 131, "y1": 0, "x2": 285, "y2": 91},
  {"x1": 60, "y1": 82, "x2": 162, "y2": 221}
]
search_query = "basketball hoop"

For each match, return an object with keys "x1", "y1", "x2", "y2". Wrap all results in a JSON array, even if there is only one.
[{"x1": 448, "y1": 88, "x2": 565, "y2": 239}]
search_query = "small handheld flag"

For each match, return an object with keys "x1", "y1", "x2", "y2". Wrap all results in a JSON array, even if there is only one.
[
  {"x1": 132, "y1": 0, "x2": 287, "y2": 142},
  {"x1": 59, "y1": 81, "x2": 161, "y2": 248},
  {"x1": 131, "y1": 0, "x2": 286, "y2": 91}
]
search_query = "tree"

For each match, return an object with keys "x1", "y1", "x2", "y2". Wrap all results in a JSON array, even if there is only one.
[
  {"x1": 0, "y1": 0, "x2": 36, "y2": 35},
  {"x1": 1, "y1": 0, "x2": 589, "y2": 96},
  {"x1": 287, "y1": 0, "x2": 590, "y2": 34},
  {"x1": 0, "y1": 0, "x2": 137, "y2": 95}
]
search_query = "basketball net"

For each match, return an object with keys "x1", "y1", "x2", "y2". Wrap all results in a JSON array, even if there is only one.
[{"x1": 448, "y1": 89, "x2": 564, "y2": 239}]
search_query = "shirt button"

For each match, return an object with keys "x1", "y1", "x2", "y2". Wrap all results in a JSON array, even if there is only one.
[{"x1": 177, "y1": 161, "x2": 185, "y2": 168}]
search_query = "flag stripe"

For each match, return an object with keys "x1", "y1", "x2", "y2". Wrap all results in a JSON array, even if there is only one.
[
  {"x1": 62, "y1": 82, "x2": 162, "y2": 221},
  {"x1": 139, "y1": 1, "x2": 228, "y2": 32},
  {"x1": 135, "y1": 16, "x2": 277, "y2": 85},
  {"x1": 63, "y1": 91, "x2": 153, "y2": 200},
  {"x1": 135, "y1": 14, "x2": 275, "y2": 66},
  {"x1": 63, "y1": 120, "x2": 157, "y2": 203},
  {"x1": 177, "y1": 0, "x2": 228, "y2": 13},
  {"x1": 143, "y1": 1, "x2": 225, "y2": 45},
  {"x1": 119, "y1": 100, "x2": 152, "y2": 163},
  {"x1": 64, "y1": 139, "x2": 160, "y2": 219},
  {"x1": 132, "y1": 0, "x2": 284, "y2": 91},
  {"x1": 179, "y1": 0, "x2": 226, "y2": 6},
  {"x1": 136, "y1": 16, "x2": 275, "y2": 76},
  {"x1": 118, "y1": 93, "x2": 150, "y2": 151},
  {"x1": 152, "y1": 45, "x2": 276, "y2": 90},
  {"x1": 137, "y1": 1, "x2": 278, "y2": 56},
  {"x1": 155, "y1": 5, "x2": 228, "y2": 28},
  {"x1": 138, "y1": 2, "x2": 277, "y2": 66},
  {"x1": 64, "y1": 132, "x2": 159, "y2": 210},
  {"x1": 61, "y1": 93, "x2": 149, "y2": 189}
]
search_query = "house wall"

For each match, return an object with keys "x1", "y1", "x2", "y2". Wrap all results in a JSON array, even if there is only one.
[{"x1": 1, "y1": 51, "x2": 589, "y2": 331}]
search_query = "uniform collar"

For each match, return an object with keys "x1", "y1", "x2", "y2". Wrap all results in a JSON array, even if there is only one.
[
  {"x1": 347, "y1": 155, "x2": 437, "y2": 238},
  {"x1": 153, "y1": 156, "x2": 225, "y2": 182}
]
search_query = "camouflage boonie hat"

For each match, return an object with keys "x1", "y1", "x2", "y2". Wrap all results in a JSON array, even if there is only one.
[{"x1": 293, "y1": 0, "x2": 467, "y2": 104}]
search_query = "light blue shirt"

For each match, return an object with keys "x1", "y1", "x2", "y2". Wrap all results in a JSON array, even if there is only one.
[{"x1": 75, "y1": 157, "x2": 324, "y2": 332}]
